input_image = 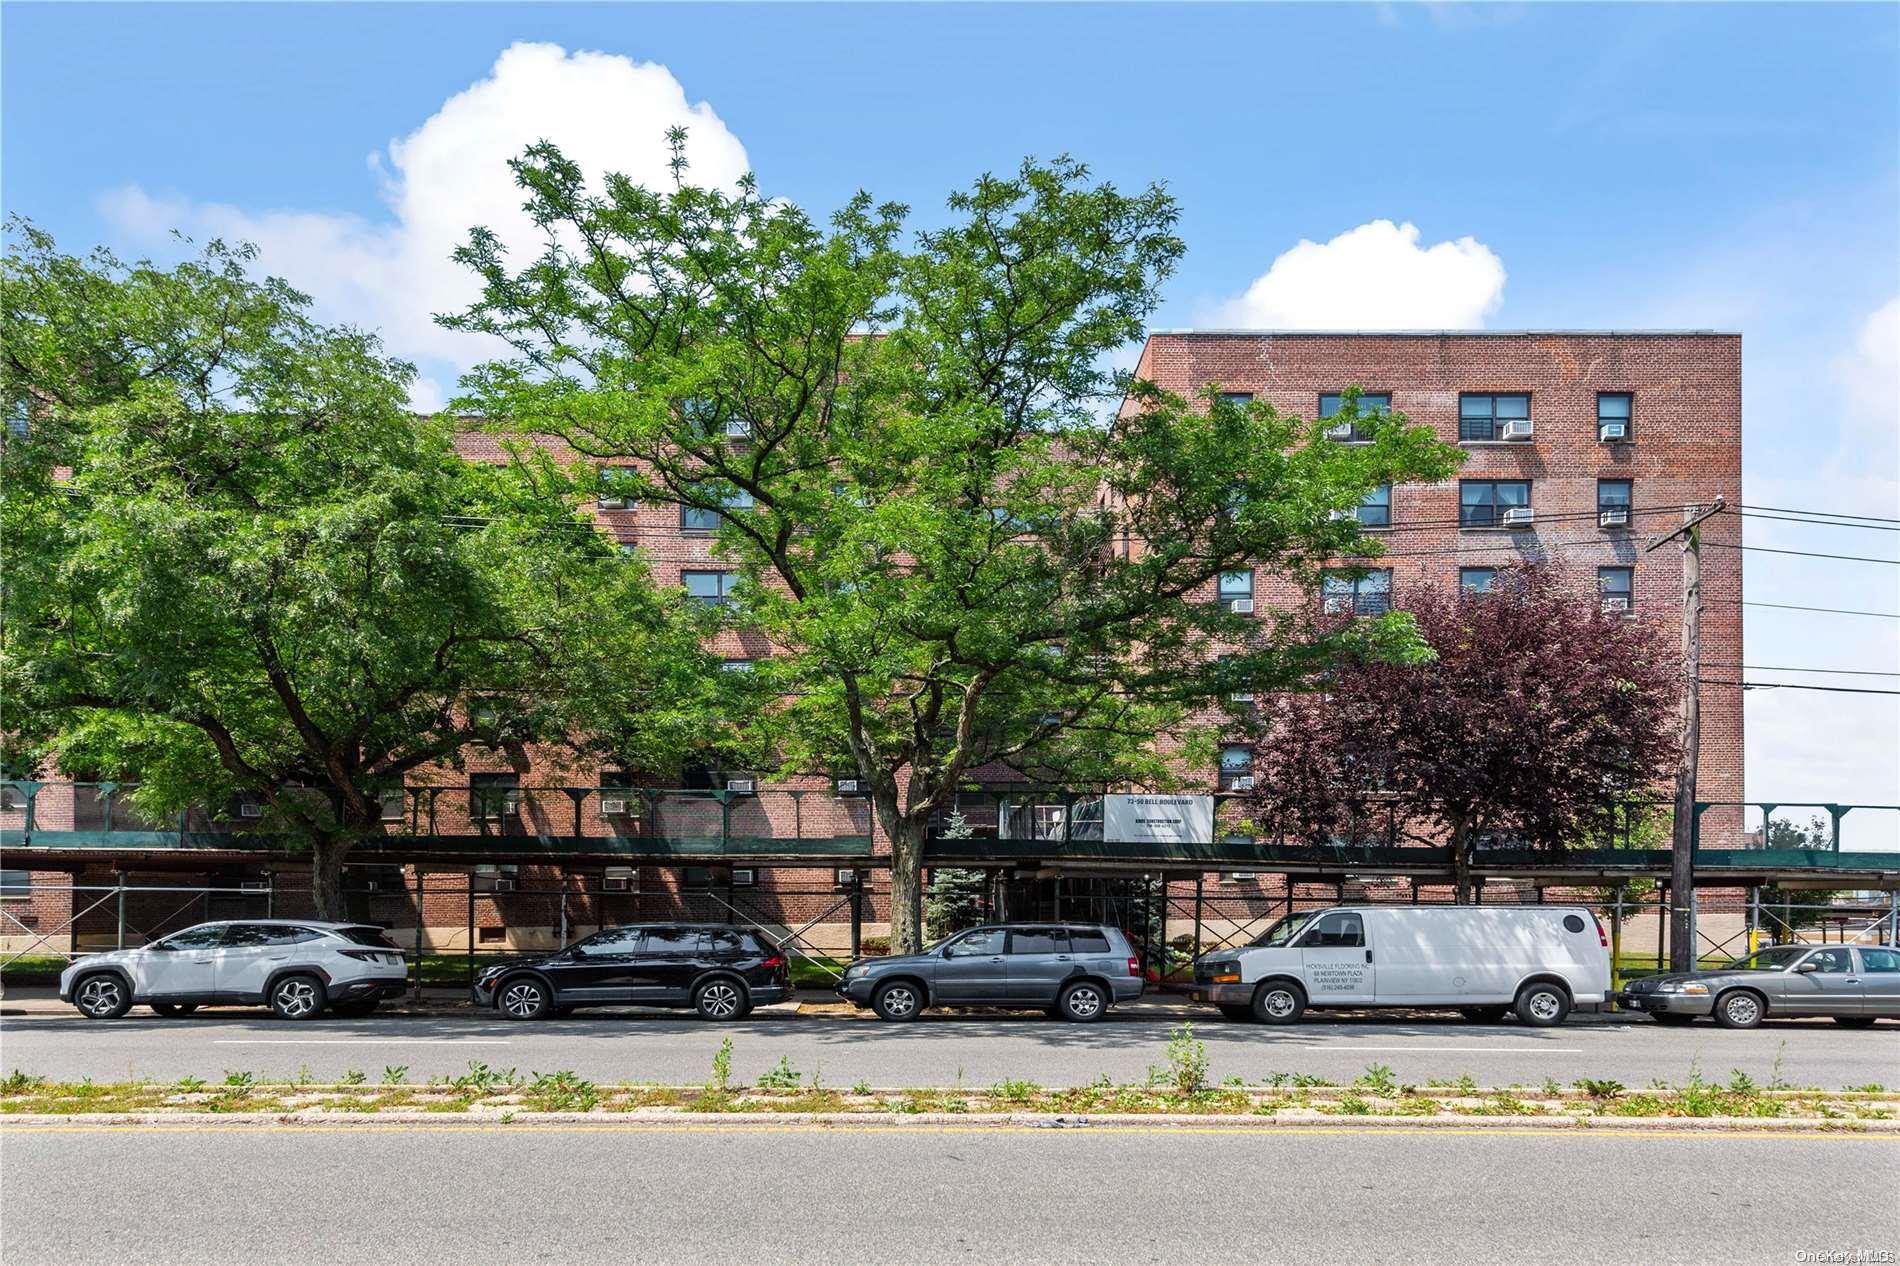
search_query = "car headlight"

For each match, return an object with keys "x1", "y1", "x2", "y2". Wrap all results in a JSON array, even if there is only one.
[
  {"x1": 845, "y1": 964, "x2": 870, "y2": 979},
  {"x1": 1659, "y1": 982, "x2": 1709, "y2": 995}
]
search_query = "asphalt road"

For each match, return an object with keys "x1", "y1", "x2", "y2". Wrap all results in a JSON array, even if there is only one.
[
  {"x1": 4, "y1": 1004, "x2": 1895, "y2": 1089},
  {"x1": 4, "y1": 1121, "x2": 1895, "y2": 1265}
]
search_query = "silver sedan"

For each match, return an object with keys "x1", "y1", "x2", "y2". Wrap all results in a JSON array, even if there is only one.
[{"x1": 1617, "y1": 943, "x2": 1900, "y2": 1028}]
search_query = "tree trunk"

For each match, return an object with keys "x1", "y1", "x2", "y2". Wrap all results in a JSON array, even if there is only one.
[
  {"x1": 888, "y1": 821, "x2": 927, "y2": 955},
  {"x1": 310, "y1": 835, "x2": 348, "y2": 921},
  {"x1": 1450, "y1": 820, "x2": 1473, "y2": 905}
]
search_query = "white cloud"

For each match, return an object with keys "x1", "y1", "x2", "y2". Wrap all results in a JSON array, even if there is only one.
[
  {"x1": 1207, "y1": 219, "x2": 1507, "y2": 330},
  {"x1": 1832, "y1": 295, "x2": 1900, "y2": 471},
  {"x1": 98, "y1": 42, "x2": 751, "y2": 403}
]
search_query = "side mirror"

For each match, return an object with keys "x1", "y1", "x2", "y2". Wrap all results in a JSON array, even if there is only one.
[
  {"x1": 1795, "y1": 960, "x2": 1821, "y2": 973},
  {"x1": 941, "y1": 946, "x2": 956, "y2": 959}
]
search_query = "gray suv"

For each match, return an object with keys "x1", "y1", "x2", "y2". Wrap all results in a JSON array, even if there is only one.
[
  {"x1": 1617, "y1": 944, "x2": 1900, "y2": 1028},
  {"x1": 835, "y1": 923, "x2": 1143, "y2": 1021}
]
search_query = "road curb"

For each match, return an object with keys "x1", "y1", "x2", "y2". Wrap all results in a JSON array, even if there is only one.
[{"x1": 7, "y1": 1109, "x2": 1897, "y2": 1132}]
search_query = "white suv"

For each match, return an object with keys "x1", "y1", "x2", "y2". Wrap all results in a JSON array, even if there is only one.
[{"x1": 59, "y1": 920, "x2": 409, "y2": 1020}]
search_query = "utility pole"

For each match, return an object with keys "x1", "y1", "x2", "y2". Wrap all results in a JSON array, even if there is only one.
[{"x1": 1645, "y1": 497, "x2": 1725, "y2": 972}]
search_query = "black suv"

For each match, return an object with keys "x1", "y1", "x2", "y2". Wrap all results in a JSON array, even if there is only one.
[{"x1": 472, "y1": 924, "x2": 792, "y2": 1021}]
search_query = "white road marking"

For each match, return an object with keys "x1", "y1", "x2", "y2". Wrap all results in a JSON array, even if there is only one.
[
  {"x1": 212, "y1": 1039, "x2": 513, "y2": 1046},
  {"x1": 1291, "y1": 1046, "x2": 1584, "y2": 1054}
]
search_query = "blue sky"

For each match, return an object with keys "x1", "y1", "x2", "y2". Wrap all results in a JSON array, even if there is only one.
[{"x1": 5, "y1": 2, "x2": 1897, "y2": 840}]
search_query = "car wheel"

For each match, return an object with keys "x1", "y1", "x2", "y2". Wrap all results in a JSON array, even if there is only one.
[
  {"x1": 871, "y1": 980, "x2": 923, "y2": 1022},
  {"x1": 1712, "y1": 989, "x2": 1764, "y2": 1030},
  {"x1": 1832, "y1": 1016, "x2": 1877, "y2": 1029},
  {"x1": 1514, "y1": 982, "x2": 1571, "y2": 1027},
  {"x1": 268, "y1": 974, "x2": 326, "y2": 1021},
  {"x1": 1217, "y1": 1004, "x2": 1254, "y2": 1022},
  {"x1": 694, "y1": 978, "x2": 749, "y2": 1021},
  {"x1": 74, "y1": 974, "x2": 132, "y2": 1020},
  {"x1": 1251, "y1": 979, "x2": 1306, "y2": 1025},
  {"x1": 1459, "y1": 1006, "x2": 1509, "y2": 1023},
  {"x1": 496, "y1": 976, "x2": 552, "y2": 1021},
  {"x1": 1650, "y1": 1013, "x2": 1697, "y2": 1026},
  {"x1": 150, "y1": 1003, "x2": 199, "y2": 1017},
  {"x1": 1058, "y1": 981, "x2": 1108, "y2": 1023}
]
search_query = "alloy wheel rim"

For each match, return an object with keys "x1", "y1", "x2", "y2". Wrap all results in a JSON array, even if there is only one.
[
  {"x1": 502, "y1": 984, "x2": 542, "y2": 1017},
  {"x1": 702, "y1": 984, "x2": 739, "y2": 1017},
  {"x1": 276, "y1": 980, "x2": 317, "y2": 1017},
  {"x1": 79, "y1": 979, "x2": 121, "y2": 1014},
  {"x1": 1727, "y1": 996, "x2": 1759, "y2": 1024},
  {"x1": 1069, "y1": 988, "x2": 1102, "y2": 1017},
  {"x1": 884, "y1": 987, "x2": 915, "y2": 1015}
]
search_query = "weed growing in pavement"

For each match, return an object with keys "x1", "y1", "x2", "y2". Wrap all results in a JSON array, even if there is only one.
[
  {"x1": 1768, "y1": 1042, "x2": 1791, "y2": 1091},
  {"x1": 1727, "y1": 1069, "x2": 1757, "y2": 1095},
  {"x1": 1292, "y1": 1073, "x2": 1334, "y2": 1089},
  {"x1": 1355, "y1": 1064, "x2": 1398, "y2": 1098},
  {"x1": 709, "y1": 1038, "x2": 733, "y2": 1093},
  {"x1": 850, "y1": 1079, "x2": 871, "y2": 1096},
  {"x1": 175, "y1": 1075, "x2": 207, "y2": 1093},
  {"x1": 1331, "y1": 1092, "x2": 1373, "y2": 1116},
  {"x1": 223, "y1": 1071, "x2": 255, "y2": 1092},
  {"x1": 1541, "y1": 1078, "x2": 1563, "y2": 1098},
  {"x1": 0, "y1": 1071, "x2": 47, "y2": 1094},
  {"x1": 1260, "y1": 1072, "x2": 1291, "y2": 1089},
  {"x1": 990, "y1": 1079, "x2": 1041, "y2": 1105},
  {"x1": 1848, "y1": 1083, "x2": 1890, "y2": 1094},
  {"x1": 381, "y1": 1065, "x2": 408, "y2": 1086},
  {"x1": 1454, "y1": 1074, "x2": 1478, "y2": 1096},
  {"x1": 756, "y1": 1057, "x2": 802, "y2": 1092},
  {"x1": 451, "y1": 1061, "x2": 516, "y2": 1095},
  {"x1": 1160, "y1": 1023, "x2": 1210, "y2": 1097},
  {"x1": 524, "y1": 1071, "x2": 599, "y2": 1113},
  {"x1": 340, "y1": 1069, "x2": 367, "y2": 1086},
  {"x1": 1574, "y1": 1077, "x2": 1624, "y2": 1100},
  {"x1": 294, "y1": 1064, "x2": 316, "y2": 1087}
]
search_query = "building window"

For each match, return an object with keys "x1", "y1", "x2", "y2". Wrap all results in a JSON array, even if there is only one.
[
  {"x1": 683, "y1": 570, "x2": 739, "y2": 606},
  {"x1": 1321, "y1": 568, "x2": 1393, "y2": 616},
  {"x1": 1597, "y1": 479, "x2": 1633, "y2": 529},
  {"x1": 1357, "y1": 483, "x2": 1392, "y2": 528},
  {"x1": 721, "y1": 658, "x2": 753, "y2": 673},
  {"x1": 681, "y1": 397, "x2": 749, "y2": 442},
  {"x1": 1597, "y1": 392, "x2": 1632, "y2": 441},
  {"x1": 1598, "y1": 566, "x2": 1634, "y2": 612},
  {"x1": 1319, "y1": 391, "x2": 1391, "y2": 442},
  {"x1": 1217, "y1": 391, "x2": 1254, "y2": 405},
  {"x1": 1218, "y1": 744, "x2": 1255, "y2": 791},
  {"x1": 681, "y1": 486, "x2": 753, "y2": 532},
  {"x1": 0, "y1": 868, "x2": 29, "y2": 899},
  {"x1": 1459, "y1": 567, "x2": 1498, "y2": 594},
  {"x1": 1458, "y1": 393, "x2": 1531, "y2": 442},
  {"x1": 1218, "y1": 568, "x2": 1255, "y2": 613},
  {"x1": 471, "y1": 864, "x2": 519, "y2": 893},
  {"x1": 596, "y1": 467, "x2": 633, "y2": 510},
  {"x1": 469, "y1": 774, "x2": 520, "y2": 825},
  {"x1": 1459, "y1": 479, "x2": 1531, "y2": 528}
]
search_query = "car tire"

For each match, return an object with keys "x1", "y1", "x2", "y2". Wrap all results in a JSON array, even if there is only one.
[
  {"x1": 1712, "y1": 989, "x2": 1764, "y2": 1030},
  {"x1": 1459, "y1": 1006, "x2": 1509, "y2": 1023},
  {"x1": 871, "y1": 980, "x2": 924, "y2": 1022},
  {"x1": 1832, "y1": 1016, "x2": 1877, "y2": 1029},
  {"x1": 1058, "y1": 981, "x2": 1108, "y2": 1023},
  {"x1": 496, "y1": 976, "x2": 552, "y2": 1021},
  {"x1": 693, "y1": 978, "x2": 750, "y2": 1021},
  {"x1": 1251, "y1": 979, "x2": 1306, "y2": 1025},
  {"x1": 150, "y1": 1003, "x2": 199, "y2": 1018},
  {"x1": 74, "y1": 974, "x2": 133, "y2": 1020},
  {"x1": 1514, "y1": 981, "x2": 1571, "y2": 1027},
  {"x1": 1650, "y1": 1013, "x2": 1697, "y2": 1026},
  {"x1": 1217, "y1": 1004, "x2": 1254, "y2": 1022},
  {"x1": 268, "y1": 974, "x2": 326, "y2": 1021}
]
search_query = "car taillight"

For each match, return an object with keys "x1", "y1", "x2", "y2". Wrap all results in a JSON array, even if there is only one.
[
  {"x1": 761, "y1": 955, "x2": 785, "y2": 970},
  {"x1": 1592, "y1": 915, "x2": 1609, "y2": 948},
  {"x1": 1127, "y1": 957, "x2": 1141, "y2": 977}
]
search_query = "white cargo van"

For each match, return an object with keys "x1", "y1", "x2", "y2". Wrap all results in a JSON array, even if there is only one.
[{"x1": 1189, "y1": 905, "x2": 1611, "y2": 1026}]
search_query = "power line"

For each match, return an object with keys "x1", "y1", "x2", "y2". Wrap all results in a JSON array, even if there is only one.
[
  {"x1": 1739, "y1": 502, "x2": 1900, "y2": 525},
  {"x1": 1699, "y1": 679, "x2": 1900, "y2": 697},
  {"x1": 1702, "y1": 542, "x2": 1899, "y2": 566},
  {"x1": 1704, "y1": 664, "x2": 1900, "y2": 678},
  {"x1": 1733, "y1": 600, "x2": 1900, "y2": 620}
]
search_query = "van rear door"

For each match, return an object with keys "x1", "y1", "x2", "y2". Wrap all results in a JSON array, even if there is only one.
[{"x1": 1298, "y1": 912, "x2": 1374, "y2": 1004}]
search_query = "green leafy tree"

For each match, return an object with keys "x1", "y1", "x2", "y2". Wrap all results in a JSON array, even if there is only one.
[
  {"x1": 445, "y1": 135, "x2": 1462, "y2": 950},
  {"x1": 1758, "y1": 815, "x2": 1844, "y2": 928},
  {"x1": 1, "y1": 223, "x2": 716, "y2": 916}
]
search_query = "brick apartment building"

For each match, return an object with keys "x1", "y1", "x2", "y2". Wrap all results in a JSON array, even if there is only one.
[{"x1": 2, "y1": 331, "x2": 1743, "y2": 959}]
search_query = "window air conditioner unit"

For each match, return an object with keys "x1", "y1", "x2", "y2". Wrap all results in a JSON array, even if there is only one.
[
  {"x1": 599, "y1": 797, "x2": 629, "y2": 817},
  {"x1": 239, "y1": 802, "x2": 263, "y2": 820},
  {"x1": 835, "y1": 868, "x2": 861, "y2": 887},
  {"x1": 1500, "y1": 419, "x2": 1535, "y2": 440},
  {"x1": 1601, "y1": 596, "x2": 1631, "y2": 613},
  {"x1": 1229, "y1": 597, "x2": 1255, "y2": 615},
  {"x1": 1502, "y1": 506, "x2": 1535, "y2": 528},
  {"x1": 1230, "y1": 774, "x2": 1255, "y2": 791},
  {"x1": 731, "y1": 868, "x2": 756, "y2": 887},
  {"x1": 490, "y1": 877, "x2": 517, "y2": 892},
  {"x1": 1598, "y1": 507, "x2": 1630, "y2": 529},
  {"x1": 1599, "y1": 420, "x2": 1628, "y2": 441},
  {"x1": 834, "y1": 777, "x2": 863, "y2": 796},
  {"x1": 1323, "y1": 422, "x2": 1355, "y2": 441},
  {"x1": 726, "y1": 779, "x2": 757, "y2": 795},
  {"x1": 1224, "y1": 871, "x2": 1259, "y2": 883},
  {"x1": 602, "y1": 867, "x2": 635, "y2": 892}
]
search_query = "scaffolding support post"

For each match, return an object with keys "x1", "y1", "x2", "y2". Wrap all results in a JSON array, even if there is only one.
[
  {"x1": 1747, "y1": 886, "x2": 1760, "y2": 956},
  {"x1": 412, "y1": 869, "x2": 425, "y2": 1001},
  {"x1": 1608, "y1": 887, "x2": 1624, "y2": 1006},
  {"x1": 466, "y1": 878, "x2": 475, "y2": 989},
  {"x1": 1193, "y1": 872, "x2": 1204, "y2": 966},
  {"x1": 849, "y1": 874, "x2": 863, "y2": 960},
  {"x1": 115, "y1": 873, "x2": 126, "y2": 949}
]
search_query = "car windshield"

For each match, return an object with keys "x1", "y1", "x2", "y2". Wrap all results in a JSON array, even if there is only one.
[
  {"x1": 1720, "y1": 946, "x2": 1810, "y2": 971},
  {"x1": 1250, "y1": 912, "x2": 1318, "y2": 948}
]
